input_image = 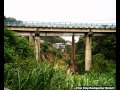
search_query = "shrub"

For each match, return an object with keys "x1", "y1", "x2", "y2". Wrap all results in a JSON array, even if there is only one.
[
  {"x1": 4, "y1": 28, "x2": 34, "y2": 63},
  {"x1": 15, "y1": 37, "x2": 34, "y2": 60},
  {"x1": 76, "y1": 59, "x2": 85, "y2": 74},
  {"x1": 91, "y1": 53, "x2": 114, "y2": 73},
  {"x1": 4, "y1": 28, "x2": 17, "y2": 63},
  {"x1": 4, "y1": 60, "x2": 115, "y2": 90},
  {"x1": 4, "y1": 60, "x2": 67, "y2": 90}
]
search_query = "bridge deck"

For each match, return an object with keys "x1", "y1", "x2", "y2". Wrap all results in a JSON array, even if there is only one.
[
  {"x1": 5, "y1": 21, "x2": 116, "y2": 33},
  {"x1": 5, "y1": 21, "x2": 116, "y2": 28}
]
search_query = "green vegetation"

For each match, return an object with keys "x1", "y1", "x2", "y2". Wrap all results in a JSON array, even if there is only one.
[
  {"x1": 4, "y1": 28, "x2": 34, "y2": 63},
  {"x1": 41, "y1": 36, "x2": 65, "y2": 43},
  {"x1": 4, "y1": 16, "x2": 22, "y2": 24},
  {"x1": 4, "y1": 60, "x2": 115, "y2": 90},
  {"x1": 92, "y1": 34, "x2": 116, "y2": 60},
  {"x1": 4, "y1": 16, "x2": 116, "y2": 90},
  {"x1": 91, "y1": 53, "x2": 116, "y2": 73},
  {"x1": 75, "y1": 35, "x2": 116, "y2": 74}
]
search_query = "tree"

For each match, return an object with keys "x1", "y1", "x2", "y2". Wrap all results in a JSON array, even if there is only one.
[
  {"x1": 76, "y1": 34, "x2": 116, "y2": 60},
  {"x1": 75, "y1": 34, "x2": 116, "y2": 73},
  {"x1": 92, "y1": 34, "x2": 116, "y2": 60},
  {"x1": 4, "y1": 16, "x2": 22, "y2": 25},
  {"x1": 4, "y1": 28, "x2": 34, "y2": 63},
  {"x1": 41, "y1": 36, "x2": 65, "y2": 43}
]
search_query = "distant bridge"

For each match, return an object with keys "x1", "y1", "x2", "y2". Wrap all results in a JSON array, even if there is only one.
[{"x1": 5, "y1": 21, "x2": 116, "y2": 71}]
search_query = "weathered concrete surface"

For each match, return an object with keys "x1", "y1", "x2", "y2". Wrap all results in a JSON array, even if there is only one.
[
  {"x1": 85, "y1": 33, "x2": 92, "y2": 71},
  {"x1": 17, "y1": 32, "x2": 85, "y2": 36},
  {"x1": 71, "y1": 33, "x2": 75, "y2": 62},
  {"x1": 35, "y1": 36, "x2": 40, "y2": 62},
  {"x1": 29, "y1": 33, "x2": 34, "y2": 45},
  {"x1": 7, "y1": 26, "x2": 116, "y2": 33}
]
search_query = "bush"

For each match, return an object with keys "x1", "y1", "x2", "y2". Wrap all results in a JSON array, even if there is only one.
[
  {"x1": 91, "y1": 53, "x2": 115, "y2": 73},
  {"x1": 75, "y1": 72, "x2": 115, "y2": 87},
  {"x1": 76, "y1": 59, "x2": 85, "y2": 74},
  {"x1": 4, "y1": 29, "x2": 17, "y2": 63},
  {"x1": 4, "y1": 28, "x2": 34, "y2": 63},
  {"x1": 4, "y1": 60, "x2": 115, "y2": 90},
  {"x1": 4, "y1": 60, "x2": 68, "y2": 90},
  {"x1": 15, "y1": 37, "x2": 34, "y2": 60}
]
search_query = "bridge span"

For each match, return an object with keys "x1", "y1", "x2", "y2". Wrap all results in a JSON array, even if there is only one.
[{"x1": 5, "y1": 22, "x2": 116, "y2": 71}]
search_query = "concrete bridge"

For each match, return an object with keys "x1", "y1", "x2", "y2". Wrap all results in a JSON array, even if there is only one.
[{"x1": 5, "y1": 21, "x2": 116, "y2": 71}]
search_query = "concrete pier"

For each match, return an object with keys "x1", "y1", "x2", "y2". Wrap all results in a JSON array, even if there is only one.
[
  {"x1": 35, "y1": 36, "x2": 40, "y2": 62},
  {"x1": 29, "y1": 33, "x2": 34, "y2": 45},
  {"x1": 69, "y1": 33, "x2": 76, "y2": 73},
  {"x1": 71, "y1": 33, "x2": 75, "y2": 62},
  {"x1": 34, "y1": 29, "x2": 41, "y2": 62},
  {"x1": 85, "y1": 32, "x2": 92, "y2": 71}
]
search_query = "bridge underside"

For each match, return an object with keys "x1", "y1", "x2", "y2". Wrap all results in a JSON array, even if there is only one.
[
  {"x1": 16, "y1": 32, "x2": 111, "y2": 71},
  {"x1": 6, "y1": 26, "x2": 116, "y2": 71},
  {"x1": 8, "y1": 26, "x2": 116, "y2": 33},
  {"x1": 16, "y1": 32, "x2": 107, "y2": 36}
]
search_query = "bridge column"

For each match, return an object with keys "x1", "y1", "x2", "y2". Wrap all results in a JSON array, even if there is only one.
[
  {"x1": 85, "y1": 32, "x2": 93, "y2": 71},
  {"x1": 70, "y1": 33, "x2": 76, "y2": 73},
  {"x1": 29, "y1": 33, "x2": 34, "y2": 45},
  {"x1": 35, "y1": 29, "x2": 40, "y2": 62},
  {"x1": 71, "y1": 33, "x2": 75, "y2": 62}
]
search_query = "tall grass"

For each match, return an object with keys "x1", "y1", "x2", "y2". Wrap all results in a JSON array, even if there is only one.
[{"x1": 4, "y1": 60, "x2": 115, "y2": 90}]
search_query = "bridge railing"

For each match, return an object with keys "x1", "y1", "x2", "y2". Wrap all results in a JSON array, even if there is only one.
[{"x1": 5, "y1": 21, "x2": 116, "y2": 28}]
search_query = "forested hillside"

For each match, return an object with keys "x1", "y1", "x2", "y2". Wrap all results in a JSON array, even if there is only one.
[{"x1": 41, "y1": 36, "x2": 65, "y2": 43}]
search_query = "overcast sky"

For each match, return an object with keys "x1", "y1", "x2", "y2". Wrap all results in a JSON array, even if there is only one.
[{"x1": 4, "y1": 0, "x2": 116, "y2": 42}]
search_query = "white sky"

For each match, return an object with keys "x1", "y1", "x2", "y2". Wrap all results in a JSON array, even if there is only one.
[{"x1": 4, "y1": 0, "x2": 116, "y2": 42}]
